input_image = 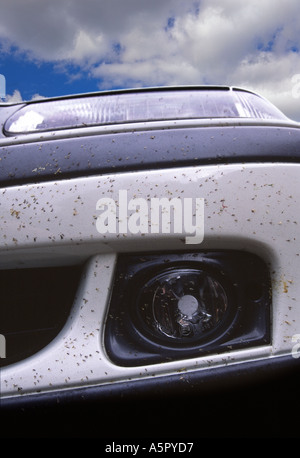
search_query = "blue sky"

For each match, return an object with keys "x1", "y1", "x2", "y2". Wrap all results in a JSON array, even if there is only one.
[
  {"x1": 0, "y1": 55, "x2": 101, "y2": 100},
  {"x1": 1, "y1": 0, "x2": 300, "y2": 120}
]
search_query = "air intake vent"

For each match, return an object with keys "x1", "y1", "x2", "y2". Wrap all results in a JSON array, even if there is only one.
[{"x1": 0, "y1": 265, "x2": 82, "y2": 367}]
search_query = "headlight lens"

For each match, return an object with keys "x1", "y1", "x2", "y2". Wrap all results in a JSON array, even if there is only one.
[
  {"x1": 4, "y1": 88, "x2": 288, "y2": 135},
  {"x1": 136, "y1": 269, "x2": 228, "y2": 343}
]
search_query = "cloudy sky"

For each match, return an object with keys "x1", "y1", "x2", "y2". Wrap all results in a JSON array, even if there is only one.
[{"x1": 1, "y1": 0, "x2": 300, "y2": 120}]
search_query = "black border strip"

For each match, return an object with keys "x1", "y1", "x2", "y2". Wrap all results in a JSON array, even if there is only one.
[{"x1": 1, "y1": 125, "x2": 300, "y2": 187}]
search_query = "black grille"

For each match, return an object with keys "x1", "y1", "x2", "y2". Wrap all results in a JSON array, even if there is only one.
[{"x1": 0, "y1": 265, "x2": 82, "y2": 367}]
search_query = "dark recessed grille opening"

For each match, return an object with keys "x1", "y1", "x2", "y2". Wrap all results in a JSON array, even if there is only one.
[{"x1": 0, "y1": 265, "x2": 82, "y2": 367}]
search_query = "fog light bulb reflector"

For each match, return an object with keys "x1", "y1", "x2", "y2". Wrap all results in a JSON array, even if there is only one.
[{"x1": 136, "y1": 269, "x2": 228, "y2": 343}]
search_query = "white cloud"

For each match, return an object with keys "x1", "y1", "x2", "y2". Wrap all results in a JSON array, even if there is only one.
[
  {"x1": 5, "y1": 89, "x2": 23, "y2": 103},
  {"x1": 67, "y1": 30, "x2": 107, "y2": 62},
  {"x1": 5, "y1": 90, "x2": 46, "y2": 103},
  {"x1": 30, "y1": 93, "x2": 46, "y2": 101},
  {"x1": 1, "y1": 0, "x2": 300, "y2": 119}
]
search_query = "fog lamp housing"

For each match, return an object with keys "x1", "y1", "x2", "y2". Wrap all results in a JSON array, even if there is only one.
[
  {"x1": 105, "y1": 251, "x2": 271, "y2": 366},
  {"x1": 136, "y1": 268, "x2": 230, "y2": 345}
]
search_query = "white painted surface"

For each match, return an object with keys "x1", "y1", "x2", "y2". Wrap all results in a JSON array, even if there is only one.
[{"x1": 1, "y1": 162, "x2": 299, "y2": 398}]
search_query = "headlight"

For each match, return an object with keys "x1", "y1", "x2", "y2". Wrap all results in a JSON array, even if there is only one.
[{"x1": 4, "y1": 87, "x2": 287, "y2": 135}]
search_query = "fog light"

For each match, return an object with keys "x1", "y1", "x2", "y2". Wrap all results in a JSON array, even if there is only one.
[
  {"x1": 136, "y1": 269, "x2": 228, "y2": 344},
  {"x1": 105, "y1": 251, "x2": 271, "y2": 366}
]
